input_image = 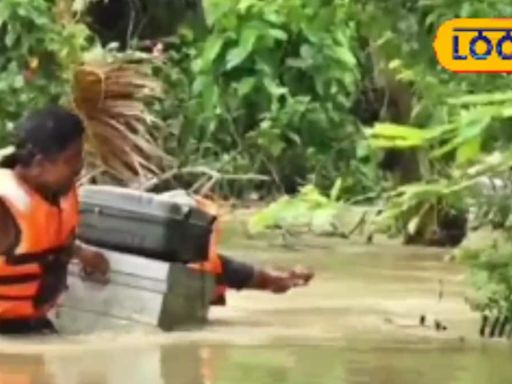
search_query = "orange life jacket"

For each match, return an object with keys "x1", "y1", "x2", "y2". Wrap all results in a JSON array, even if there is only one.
[
  {"x1": 188, "y1": 196, "x2": 227, "y2": 306},
  {"x1": 0, "y1": 169, "x2": 78, "y2": 319},
  {"x1": 0, "y1": 372, "x2": 30, "y2": 384}
]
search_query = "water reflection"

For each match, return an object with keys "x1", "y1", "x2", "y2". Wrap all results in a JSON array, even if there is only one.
[
  {"x1": 0, "y1": 353, "x2": 54, "y2": 384},
  {"x1": 46, "y1": 347, "x2": 163, "y2": 384},
  {"x1": 160, "y1": 345, "x2": 210, "y2": 384},
  {"x1": 174, "y1": 343, "x2": 512, "y2": 384},
  {"x1": 0, "y1": 238, "x2": 511, "y2": 384},
  {"x1": 0, "y1": 337, "x2": 511, "y2": 384}
]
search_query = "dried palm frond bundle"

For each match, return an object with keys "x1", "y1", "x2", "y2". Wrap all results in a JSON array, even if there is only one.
[{"x1": 71, "y1": 55, "x2": 171, "y2": 184}]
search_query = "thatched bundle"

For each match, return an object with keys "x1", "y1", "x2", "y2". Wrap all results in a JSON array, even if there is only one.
[{"x1": 71, "y1": 56, "x2": 170, "y2": 184}]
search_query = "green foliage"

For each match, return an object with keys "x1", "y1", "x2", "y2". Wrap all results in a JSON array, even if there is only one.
[
  {"x1": 247, "y1": 184, "x2": 341, "y2": 235},
  {"x1": 367, "y1": 92, "x2": 512, "y2": 168},
  {"x1": 228, "y1": 0, "x2": 512, "y2": 243},
  {"x1": 355, "y1": 1, "x2": 512, "y2": 125},
  {"x1": 0, "y1": 0, "x2": 95, "y2": 144},
  {"x1": 459, "y1": 239, "x2": 512, "y2": 317},
  {"x1": 153, "y1": 0, "x2": 381, "y2": 195},
  {"x1": 372, "y1": 182, "x2": 462, "y2": 236},
  {"x1": 472, "y1": 181, "x2": 512, "y2": 230},
  {"x1": 358, "y1": 0, "x2": 512, "y2": 239}
]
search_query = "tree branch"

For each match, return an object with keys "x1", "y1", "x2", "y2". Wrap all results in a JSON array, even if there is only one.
[{"x1": 136, "y1": 166, "x2": 270, "y2": 192}]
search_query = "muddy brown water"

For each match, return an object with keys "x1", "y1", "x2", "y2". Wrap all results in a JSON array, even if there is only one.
[{"x1": 1, "y1": 230, "x2": 511, "y2": 384}]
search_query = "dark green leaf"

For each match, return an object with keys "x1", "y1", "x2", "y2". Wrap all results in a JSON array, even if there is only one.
[
  {"x1": 268, "y1": 28, "x2": 288, "y2": 41},
  {"x1": 225, "y1": 26, "x2": 259, "y2": 70},
  {"x1": 236, "y1": 77, "x2": 256, "y2": 96},
  {"x1": 5, "y1": 30, "x2": 16, "y2": 47},
  {"x1": 201, "y1": 36, "x2": 225, "y2": 68},
  {"x1": 12, "y1": 75, "x2": 23, "y2": 89}
]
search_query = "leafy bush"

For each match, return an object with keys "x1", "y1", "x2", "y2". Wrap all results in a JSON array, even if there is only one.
[
  {"x1": 459, "y1": 239, "x2": 512, "y2": 318},
  {"x1": 247, "y1": 182, "x2": 342, "y2": 235},
  {"x1": 153, "y1": 0, "x2": 380, "y2": 195},
  {"x1": 0, "y1": 0, "x2": 95, "y2": 144},
  {"x1": 357, "y1": 1, "x2": 512, "y2": 242}
]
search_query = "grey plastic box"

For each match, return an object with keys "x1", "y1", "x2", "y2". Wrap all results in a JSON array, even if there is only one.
[
  {"x1": 77, "y1": 185, "x2": 215, "y2": 264},
  {"x1": 55, "y1": 247, "x2": 215, "y2": 334}
]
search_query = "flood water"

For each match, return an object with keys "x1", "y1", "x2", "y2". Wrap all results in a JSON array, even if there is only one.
[{"x1": 1, "y1": 228, "x2": 512, "y2": 383}]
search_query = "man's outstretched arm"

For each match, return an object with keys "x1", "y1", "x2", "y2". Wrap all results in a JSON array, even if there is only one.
[{"x1": 219, "y1": 254, "x2": 314, "y2": 293}]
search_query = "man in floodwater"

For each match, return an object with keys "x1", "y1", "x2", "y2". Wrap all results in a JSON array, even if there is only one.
[
  {"x1": 0, "y1": 105, "x2": 312, "y2": 334},
  {"x1": 0, "y1": 105, "x2": 109, "y2": 334}
]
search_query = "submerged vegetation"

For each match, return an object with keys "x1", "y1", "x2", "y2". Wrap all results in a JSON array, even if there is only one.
[{"x1": 2, "y1": 0, "x2": 512, "y2": 324}]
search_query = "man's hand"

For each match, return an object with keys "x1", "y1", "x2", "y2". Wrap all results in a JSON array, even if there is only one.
[
  {"x1": 289, "y1": 265, "x2": 314, "y2": 286},
  {"x1": 74, "y1": 244, "x2": 110, "y2": 284},
  {"x1": 253, "y1": 265, "x2": 314, "y2": 294}
]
